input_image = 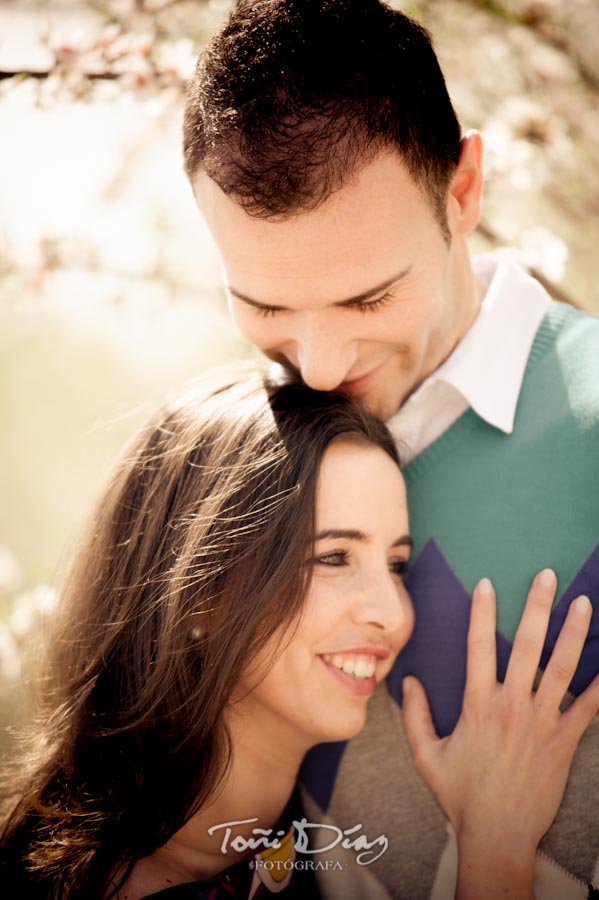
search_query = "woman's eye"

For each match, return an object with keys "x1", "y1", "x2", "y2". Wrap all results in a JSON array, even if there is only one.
[
  {"x1": 389, "y1": 558, "x2": 410, "y2": 578},
  {"x1": 314, "y1": 550, "x2": 350, "y2": 567}
]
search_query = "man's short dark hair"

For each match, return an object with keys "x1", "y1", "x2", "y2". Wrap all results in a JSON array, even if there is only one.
[{"x1": 183, "y1": 0, "x2": 462, "y2": 234}]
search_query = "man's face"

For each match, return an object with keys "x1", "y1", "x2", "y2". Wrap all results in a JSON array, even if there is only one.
[{"x1": 195, "y1": 144, "x2": 482, "y2": 420}]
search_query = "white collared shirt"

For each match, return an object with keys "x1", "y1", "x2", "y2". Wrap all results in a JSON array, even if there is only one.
[{"x1": 387, "y1": 253, "x2": 552, "y2": 464}]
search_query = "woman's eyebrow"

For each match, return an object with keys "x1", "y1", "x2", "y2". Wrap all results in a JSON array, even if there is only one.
[
  {"x1": 315, "y1": 529, "x2": 366, "y2": 542},
  {"x1": 314, "y1": 529, "x2": 414, "y2": 548}
]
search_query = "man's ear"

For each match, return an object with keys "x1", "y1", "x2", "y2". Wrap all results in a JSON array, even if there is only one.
[{"x1": 448, "y1": 131, "x2": 484, "y2": 235}]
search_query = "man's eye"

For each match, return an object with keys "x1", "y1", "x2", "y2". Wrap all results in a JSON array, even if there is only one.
[
  {"x1": 253, "y1": 304, "x2": 286, "y2": 318},
  {"x1": 348, "y1": 291, "x2": 394, "y2": 314},
  {"x1": 389, "y1": 558, "x2": 410, "y2": 578},
  {"x1": 314, "y1": 550, "x2": 350, "y2": 567}
]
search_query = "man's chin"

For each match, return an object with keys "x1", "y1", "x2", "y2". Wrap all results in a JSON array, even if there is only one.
[
  {"x1": 263, "y1": 356, "x2": 405, "y2": 421},
  {"x1": 361, "y1": 386, "x2": 407, "y2": 422}
]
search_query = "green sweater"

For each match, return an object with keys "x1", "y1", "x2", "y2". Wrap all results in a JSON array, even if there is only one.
[{"x1": 301, "y1": 301, "x2": 599, "y2": 898}]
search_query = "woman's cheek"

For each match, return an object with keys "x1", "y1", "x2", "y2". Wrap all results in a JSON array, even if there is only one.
[{"x1": 394, "y1": 583, "x2": 415, "y2": 655}]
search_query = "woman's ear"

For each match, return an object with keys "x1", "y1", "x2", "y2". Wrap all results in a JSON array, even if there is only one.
[{"x1": 447, "y1": 130, "x2": 484, "y2": 236}]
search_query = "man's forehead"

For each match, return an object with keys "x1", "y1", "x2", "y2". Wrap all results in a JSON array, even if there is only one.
[{"x1": 194, "y1": 155, "x2": 430, "y2": 304}]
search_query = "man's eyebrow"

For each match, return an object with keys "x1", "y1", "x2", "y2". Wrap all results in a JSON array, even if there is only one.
[
  {"x1": 227, "y1": 266, "x2": 413, "y2": 312},
  {"x1": 315, "y1": 529, "x2": 414, "y2": 549}
]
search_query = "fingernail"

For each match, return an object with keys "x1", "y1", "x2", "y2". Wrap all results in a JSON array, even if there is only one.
[
  {"x1": 537, "y1": 568, "x2": 556, "y2": 588},
  {"x1": 403, "y1": 676, "x2": 413, "y2": 697},
  {"x1": 476, "y1": 577, "x2": 494, "y2": 598},
  {"x1": 573, "y1": 595, "x2": 591, "y2": 617}
]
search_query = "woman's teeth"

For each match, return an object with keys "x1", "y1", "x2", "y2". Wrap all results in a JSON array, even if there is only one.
[{"x1": 322, "y1": 654, "x2": 376, "y2": 679}]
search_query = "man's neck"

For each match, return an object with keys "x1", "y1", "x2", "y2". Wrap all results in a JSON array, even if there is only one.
[{"x1": 400, "y1": 251, "x2": 487, "y2": 412}]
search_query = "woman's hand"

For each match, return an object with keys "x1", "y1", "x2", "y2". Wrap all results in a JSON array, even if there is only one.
[{"x1": 402, "y1": 569, "x2": 599, "y2": 900}]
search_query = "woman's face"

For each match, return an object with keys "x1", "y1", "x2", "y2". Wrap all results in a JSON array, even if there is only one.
[{"x1": 236, "y1": 439, "x2": 413, "y2": 751}]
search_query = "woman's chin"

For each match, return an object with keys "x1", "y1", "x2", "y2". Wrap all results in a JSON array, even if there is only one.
[{"x1": 306, "y1": 710, "x2": 369, "y2": 747}]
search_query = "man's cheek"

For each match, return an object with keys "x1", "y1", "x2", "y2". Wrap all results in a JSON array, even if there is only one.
[
  {"x1": 251, "y1": 321, "x2": 292, "y2": 352},
  {"x1": 229, "y1": 306, "x2": 263, "y2": 344}
]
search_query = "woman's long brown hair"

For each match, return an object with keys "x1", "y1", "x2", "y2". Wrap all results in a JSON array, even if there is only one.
[{"x1": 0, "y1": 365, "x2": 399, "y2": 899}]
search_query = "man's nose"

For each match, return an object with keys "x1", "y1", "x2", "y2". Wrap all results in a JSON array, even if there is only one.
[{"x1": 296, "y1": 317, "x2": 357, "y2": 391}]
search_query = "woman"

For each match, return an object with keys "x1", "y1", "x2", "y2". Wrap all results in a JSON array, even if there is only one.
[{"x1": 0, "y1": 367, "x2": 597, "y2": 900}]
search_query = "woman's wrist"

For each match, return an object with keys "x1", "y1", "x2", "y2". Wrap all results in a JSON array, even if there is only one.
[{"x1": 455, "y1": 827, "x2": 536, "y2": 900}]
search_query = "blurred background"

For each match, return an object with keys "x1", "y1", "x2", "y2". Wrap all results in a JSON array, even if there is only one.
[{"x1": 0, "y1": 0, "x2": 598, "y2": 755}]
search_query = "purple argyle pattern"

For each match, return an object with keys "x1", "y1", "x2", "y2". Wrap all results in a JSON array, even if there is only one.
[
  {"x1": 387, "y1": 539, "x2": 512, "y2": 737},
  {"x1": 388, "y1": 539, "x2": 599, "y2": 735},
  {"x1": 539, "y1": 541, "x2": 599, "y2": 696},
  {"x1": 301, "y1": 539, "x2": 599, "y2": 812}
]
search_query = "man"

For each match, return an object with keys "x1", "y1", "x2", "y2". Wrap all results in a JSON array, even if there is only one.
[{"x1": 182, "y1": 1, "x2": 599, "y2": 897}]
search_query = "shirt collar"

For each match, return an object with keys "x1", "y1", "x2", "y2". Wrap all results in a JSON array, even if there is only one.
[{"x1": 406, "y1": 253, "x2": 551, "y2": 434}]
